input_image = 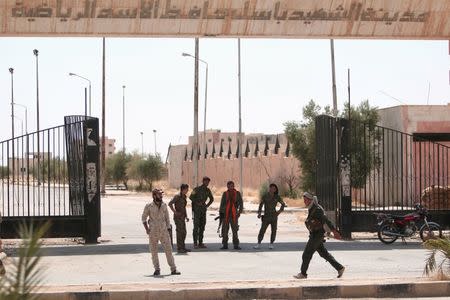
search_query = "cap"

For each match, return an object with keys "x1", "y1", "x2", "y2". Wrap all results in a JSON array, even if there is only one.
[
  {"x1": 152, "y1": 188, "x2": 164, "y2": 196},
  {"x1": 202, "y1": 176, "x2": 211, "y2": 182},
  {"x1": 303, "y1": 192, "x2": 314, "y2": 200}
]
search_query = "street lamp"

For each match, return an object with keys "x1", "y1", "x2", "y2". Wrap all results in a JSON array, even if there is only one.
[
  {"x1": 69, "y1": 72, "x2": 92, "y2": 116},
  {"x1": 140, "y1": 132, "x2": 144, "y2": 157},
  {"x1": 122, "y1": 85, "x2": 126, "y2": 153},
  {"x1": 9, "y1": 68, "x2": 14, "y2": 140},
  {"x1": 33, "y1": 49, "x2": 41, "y2": 185},
  {"x1": 182, "y1": 52, "x2": 208, "y2": 177},
  {"x1": 13, "y1": 103, "x2": 28, "y2": 134},
  {"x1": 153, "y1": 129, "x2": 157, "y2": 155}
]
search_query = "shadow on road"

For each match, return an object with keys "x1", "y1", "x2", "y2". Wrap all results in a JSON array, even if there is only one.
[{"x1": 6, "y1": 240, "x2": 424, "y2": 257}]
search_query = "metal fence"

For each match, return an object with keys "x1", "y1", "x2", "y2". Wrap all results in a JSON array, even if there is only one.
[
  {"x1": 0, "y1": 116, "x2": 100, "y2": 240},
  {"x1": 316, "y1": 115, "x2": 450, "y2": 234},
  {"x1": 1, "y1": 124, "x2": 71, "y2": 218}
]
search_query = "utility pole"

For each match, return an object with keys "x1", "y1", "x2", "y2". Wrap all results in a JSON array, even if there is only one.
[
  {"x1": 238, "y1": 39, "x2": 243, "y2": 195},
  {"x1": 330, "y1": 40, "x2": 338, "y2": 117},
  {"x1": 153, "y1": 129, "x2": 157, "y2": 155},
  {"x1": 347, "y1": 68, "x2": 351, "y2": 120},
  {"x1": 101, "y1": 37, "x2": 106, "y2": 195},
  {"x1": 193, "y1": 38, "x2": 199, "y2": 187},
  {"x1": 122, "y1": 85, "x2": 126, "y2": 153}
]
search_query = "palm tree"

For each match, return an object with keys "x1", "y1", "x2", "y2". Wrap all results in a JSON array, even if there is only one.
[
  {"x1": 424, "y1": 238, "x2": 450, "y2": 279},
  {"x1": 0, "y1": 222, "x2": 49, "y2": 299}
]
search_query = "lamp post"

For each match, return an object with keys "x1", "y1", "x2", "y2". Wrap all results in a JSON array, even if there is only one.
[
  {"x1": 182, "y1": 52, "x2": 208, "y2": 178},
  {"x1": 140, "y1": 132, "x2": 144, "y2": 157},
  {"x1": 69, "y1": 72, "x2": 92, "y2": 116},
  {"x1": 122, "y1": 85, "x2": 126, "y2": 153},
  {"x1": 9, "y1": 68, "x2": 14, "y2": 141},
  {"x1": 153, "y1": 129, "x2": 157, "y2": 155},
  {"x1": 33, "y1": 49, "x2": 41, "y2": 185}
]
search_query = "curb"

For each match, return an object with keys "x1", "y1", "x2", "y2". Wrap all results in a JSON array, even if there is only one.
[{"x1": 35, "y1": 280, "x2": 450, "y2": 299}]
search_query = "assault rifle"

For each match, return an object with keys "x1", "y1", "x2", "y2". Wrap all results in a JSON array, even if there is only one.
[{"x1": 214, "y1": 213, "x2": 224, "y2": 238}]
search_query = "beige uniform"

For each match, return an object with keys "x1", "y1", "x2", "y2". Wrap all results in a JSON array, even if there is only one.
[{"x1": 141, "y1": 201, "x2": 176, "y2": 272}]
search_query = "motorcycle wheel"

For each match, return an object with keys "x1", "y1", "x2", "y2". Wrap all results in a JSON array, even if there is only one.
[
  {"x1": 377, "y1": 222, "x2": 398, "y2": 244},
  {"x1": 419, "y1": 223, "x2": 442, "y2": 241}
]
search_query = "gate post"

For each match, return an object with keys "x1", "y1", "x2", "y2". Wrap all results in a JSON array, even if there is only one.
[
  {"x1": 84, "y1": 118, "x2": 101, "y2": 243},
  {"x1": 338, "y1": 118, "x2": 352, "y2": 239}
]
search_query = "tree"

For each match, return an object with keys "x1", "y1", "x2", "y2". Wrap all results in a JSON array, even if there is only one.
[
  {"x1": 105, "y1": 151, "x2": 131, "y2": 189},
  {"x1": 424, "y1": 238, "x2": 450, "y2": 279},
  {"x1": 127, "y1": 154, "x2": 163, "y2": 191},
  {"x1": 284, "y1": 99, "x2": 380, "y2": 192},
  {"x1": 341, "y1": 100, "x2": 381, "y2": 188},
  {"x1": 284, "y1": 99, "x2": 324, "y2": 192}
]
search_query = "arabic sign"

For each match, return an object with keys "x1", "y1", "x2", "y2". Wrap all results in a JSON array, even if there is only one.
[{"x1": 1, "y1": 0, "x2": 449, "y2": 38}]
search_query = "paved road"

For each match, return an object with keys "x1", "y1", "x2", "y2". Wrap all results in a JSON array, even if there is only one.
[{"x1": 3, "y1": 194, "x2": 436, "y2": 285}]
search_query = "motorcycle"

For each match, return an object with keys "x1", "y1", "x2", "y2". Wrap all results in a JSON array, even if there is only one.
[{"x1": 375, "y1": 204, "x2": 442, "y2": 244}]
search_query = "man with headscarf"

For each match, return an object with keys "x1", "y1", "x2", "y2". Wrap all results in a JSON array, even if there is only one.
[
  {"x1": 219, "y1": 181, "x2": 243, "y2": 250},
  {"x1": 142, "y1": 188, "x2": 181, "y2": 276},
  {"x1": 254, "y1": 183, "x2": 286, "y2": 250},
  {"x1": 294, "y1": 192, "x2": 345, "y2": 279},
  {"x1": 189, "y1": 176, "x2": 214, "y2": 248}
]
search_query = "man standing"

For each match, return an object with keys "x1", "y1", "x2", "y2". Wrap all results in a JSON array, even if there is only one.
[
  {"x1": 254, "y1": 183, "x2": 286, "y2": 250},
  {"x1": 142, "y1": 188, "x2": 181, "y2": 276},
  {"x1": 169, "y1": 184, "x2": 191, "y2": 254},
  {"x1": 219, "y1": 181, "x2": 243, "y2": 250},
  {"x1": 189, "y1": 176, "x2": 214, "y2": 248},
  {"x1": 294, "y1": 192, "x2": 345, "y2": 279}
]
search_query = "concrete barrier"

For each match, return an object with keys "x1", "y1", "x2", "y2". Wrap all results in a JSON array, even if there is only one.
[{"x1": 35, "y1": 279, "x2": 450, "y2": 299}]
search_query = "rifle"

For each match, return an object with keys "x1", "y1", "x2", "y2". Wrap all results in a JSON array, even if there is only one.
[{"x1": 214, "y1": 214, "x2": 223, "y2": 238}]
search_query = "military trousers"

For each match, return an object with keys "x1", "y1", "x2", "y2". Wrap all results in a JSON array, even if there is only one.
[
  {"x1": 221, "y1": 219, "x2": 239, "y2": 246},
  {"x1": 192, "y1": 208, "x2": 207, "y2": 244},
  {"x1": 149, "y1": 229, "x2": 176, "y2": 272},
  {"x1": 300, "y1": 232, "x2": 343, "y2": 276},
  {"x1": 174, "y1": 217, "x2": 187, "y2": 251},
  {"x1": 257, "y1": 215, "x2": 278, "y2": 244}
]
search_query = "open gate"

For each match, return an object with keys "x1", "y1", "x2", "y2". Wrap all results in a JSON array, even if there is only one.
[
  {"x1": 0, "y1": 116, "x2": 100, "y2": 242},
  {"x1": 316, "y1": 115, "x2": 450, "y2": 238}
]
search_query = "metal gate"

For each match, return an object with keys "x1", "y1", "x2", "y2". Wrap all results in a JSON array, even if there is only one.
[
  {"x1": 0, "y1": 116, "x2": 100, "y2": 242},
  {"x1": 316, "y1": 115, "x2": 450, "y2": 237}
]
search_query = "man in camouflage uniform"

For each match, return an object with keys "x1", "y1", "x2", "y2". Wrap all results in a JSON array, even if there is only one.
[
  {"x1": 219, "y1": 181, "x2": 243, "y2": 250},
  {"x1": 254, "y1": 183, "x2": 286, "y2": 250},
  {"x1": 189, "y1": 176, "x2": 214, "y2": 248},
  {"x1": 169, "y1": 184, "x2": 191, "y2": 253},
  {"x1": 142, "y1": 188, "x2": 181, "y2": 276},
  {"x1": 294, "y1": 192, "x2": 345, "y2": 279}
]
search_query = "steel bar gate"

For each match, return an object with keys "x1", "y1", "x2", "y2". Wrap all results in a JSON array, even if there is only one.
[
  {"x1": 316, "y1": 115, "x2": 450, "y2": 237},
  {"x1": 0, "y1": 116, "x2": 100, "y2": 242}
]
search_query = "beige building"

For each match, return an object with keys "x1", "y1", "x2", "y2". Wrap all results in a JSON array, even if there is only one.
[
  {"x1": 101, "y1": 137, "x2": 116, "y2": 158},
  {"x1": 168, "y1": 130, "x2": 299, "y2": 191}
]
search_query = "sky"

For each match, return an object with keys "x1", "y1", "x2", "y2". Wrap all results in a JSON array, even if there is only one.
[{"x1": 0, "y1": 38, "x2": 449, "y2": 161}]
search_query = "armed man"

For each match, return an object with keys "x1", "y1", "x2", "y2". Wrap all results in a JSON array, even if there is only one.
[
  {"x1": 169, "y1": 184, "x2": 191, "y2": 254},
  {"x1": 294, "y1": 192, "x2": 345, "y2": 279},
  {"x1": 189, "y1": 176, "x2": 214, "y2": 248},
  {"x1": 219, "y1": 181, "x2": 243, "y2": 250}
]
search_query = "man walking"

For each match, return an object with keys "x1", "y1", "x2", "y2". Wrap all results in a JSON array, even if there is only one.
[
  {"x1": 169, "y1": 184, "x2": 191, "y2": 253},
  {"x1": 189, "y1": 176, "x2": 214, "y2": 248},
  {"x1": 142, "y1": 188, "x2": 181, "y2": 276},
  {"x1": 254, "y1": 183, "x2": 286, "y2": 249},
  {"x1": 294, "y1": 192, "x2": 345, "y2": 279},
  {"x1": 219, "y1": 181, "x2": 243, "y2": 250}
]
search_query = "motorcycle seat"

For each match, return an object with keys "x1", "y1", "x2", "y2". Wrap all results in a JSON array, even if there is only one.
[{"x1": 389, "y1": 215, "x2": 405, "y2": 220}]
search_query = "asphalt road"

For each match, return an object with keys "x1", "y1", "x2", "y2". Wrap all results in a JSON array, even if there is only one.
[{"x1": 1, "y1": 194, "x2": 439, "y2": 286}]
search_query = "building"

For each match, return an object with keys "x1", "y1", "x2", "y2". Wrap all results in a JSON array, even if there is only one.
[
  {"x1": 100, "y1": 137, "x2": 116, "y2": 158},
  {"x1": 168, "y1": 130, "x2": 298, "y2": 190}
]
